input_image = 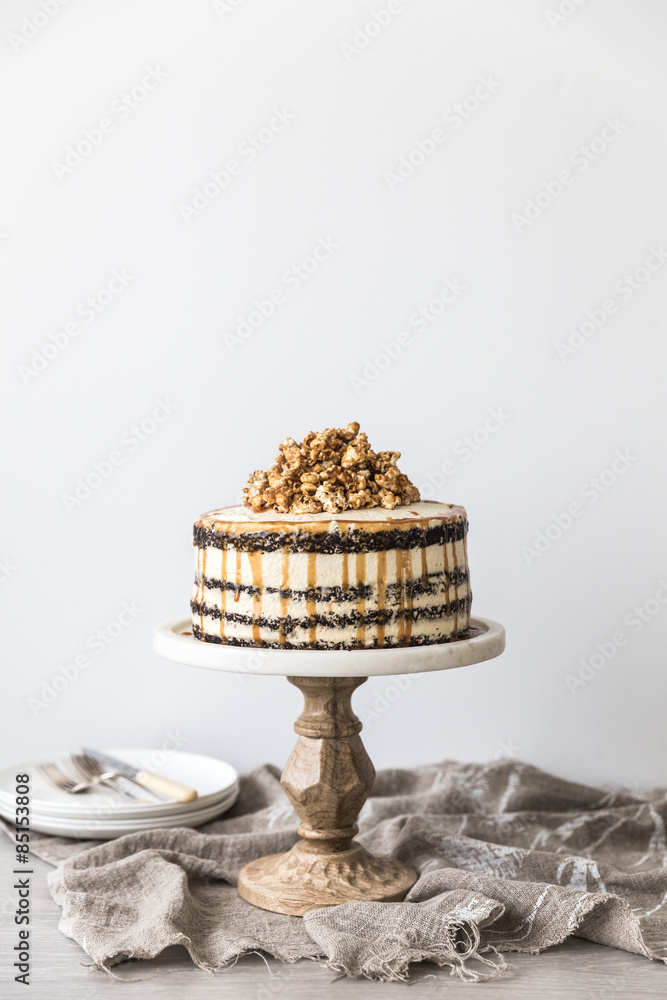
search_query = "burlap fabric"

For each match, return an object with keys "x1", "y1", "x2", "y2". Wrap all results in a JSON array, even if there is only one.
[{"x1": 17, "y1": 760, "x2": 667, "y2": 981}]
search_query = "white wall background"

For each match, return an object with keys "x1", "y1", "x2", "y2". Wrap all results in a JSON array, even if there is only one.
[{"x1": 2, "y1": 0, "x2": 666, "y2": 788}]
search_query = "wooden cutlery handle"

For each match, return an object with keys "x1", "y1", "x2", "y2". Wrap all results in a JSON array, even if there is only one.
[{"x1": 135, "y1": 770, "x2": 198, "y2": 803}]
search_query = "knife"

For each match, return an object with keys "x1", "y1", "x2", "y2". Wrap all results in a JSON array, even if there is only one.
[{"x1": 83, "y1": 748, "x2": 198, "y2": 803}]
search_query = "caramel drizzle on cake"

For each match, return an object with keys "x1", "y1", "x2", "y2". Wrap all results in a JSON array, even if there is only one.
[
  {"x1": 219, "y1": 546, "x2": 227, "y2": 640},
  {"x1": 341, "y1": 525, "x2": 349, "y2": 592},
  {"x1": 404, "y1": 551, "x2": 414, "y2": 645},
  {"x1": 376, "y1": 550, "x2": 387, "y2": 647},
  {"x1": 279, "y1": 545, "x2": 290, "y2": 648},
  {"x1": 421, "y1": 540, "x2": 429, "y2": 589},
  {"x1": 200, "y1": 547, "x2": 206, "y2": 637},
  {"x1": 248, "y1": 550, "x2": 263, "y2": 644},
  {"x1": 355, "y1": 550, "x2": 366, "y2": 646},
  {"x1": 234, "y1": 548, "x2": 242, "y2": 602},
  {"x1": 307, "y1": 552, "x2": 318, "y2": 648},
  {"x1": 396, "y1": 547, "x2": 416, "y2": 646},
  {"x1": 451, "y1": 539, "x2": 459, "y2": 634},
  {"x1": 396, "y1": 548, "x2": 406, "y2": 645}
]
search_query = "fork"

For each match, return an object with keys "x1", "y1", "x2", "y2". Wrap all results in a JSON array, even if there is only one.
[
  {"x1": 71, "y1": 753, "x2": 163, "y2": 802},
  {"x1": 37, "y1": 761, "x2": 139, "y2": 801}
]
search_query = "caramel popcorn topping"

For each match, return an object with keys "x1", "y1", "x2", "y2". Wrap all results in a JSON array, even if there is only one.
[{"x1": 243, "y1": 422, "x2": 421, "y2": 515}]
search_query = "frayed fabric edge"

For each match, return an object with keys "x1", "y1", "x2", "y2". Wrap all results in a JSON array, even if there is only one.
[
  {"x1": 79, "y1": 933, "x2": 320, "y2": 980},
  {"x1": 314, "y1": 918, "x2": 508, "y2": 983}
]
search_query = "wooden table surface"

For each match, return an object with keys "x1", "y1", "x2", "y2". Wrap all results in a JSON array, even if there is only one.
[{"x1": 0, "y1": 837, "x2": 664, "y2": 999}]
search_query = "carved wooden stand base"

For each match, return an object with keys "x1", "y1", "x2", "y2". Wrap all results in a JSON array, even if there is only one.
[{"x1": 237, "y1": 676, "x2": 418, "y2": 916}]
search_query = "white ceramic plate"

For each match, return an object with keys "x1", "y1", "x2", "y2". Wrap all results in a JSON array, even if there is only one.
[
  {"x1": 15, "y1": 781, "x2": 240, "y2": 823},
  {"x1": 6, "y1": 785, "x2": 240, "y2": 839},
  {"x1": 0, "y1": 784, "x2": 237, "y2": 829},
  {"x1": 0, "y1": 749, "x2": 238, "y2": 820}
]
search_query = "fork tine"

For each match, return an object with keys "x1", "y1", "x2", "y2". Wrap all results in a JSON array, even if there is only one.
[
  {"x1": 37, "y1": 762, "x2": 77, "y2": 792},
  {"x1": 37, "y1": 762, "x2": 62, "y2": 784},
  {"x1": 80, "y1": 752, "x2": 97, "y2": 771},
  {"x1": 80, "y1": 752, "x2": 105, "y2": 778},
  {"x1": 70, "y1": 754, "x2": 95, "y2": 781}
]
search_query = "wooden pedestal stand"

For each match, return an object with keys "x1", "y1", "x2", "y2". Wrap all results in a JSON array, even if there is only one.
[
  {"x1": 237, "y1": 675, "x2": 416, "y2": 915},
  {"x1": 154, "y1": 616, "x2": 505, "y2": 916}
]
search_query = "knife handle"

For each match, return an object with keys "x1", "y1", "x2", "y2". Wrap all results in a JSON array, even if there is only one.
[{"x1": 134, "y1": 770, "x2": 198, "y2": 803}]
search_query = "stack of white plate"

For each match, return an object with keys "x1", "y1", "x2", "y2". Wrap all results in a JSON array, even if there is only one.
[{"x1": 0, "y1": 749, "x2": 239, "y2": 839}]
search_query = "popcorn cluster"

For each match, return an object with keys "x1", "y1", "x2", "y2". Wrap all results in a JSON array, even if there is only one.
[{"x1": 243, "y1": 422, "x2": 421, "y2": 515}]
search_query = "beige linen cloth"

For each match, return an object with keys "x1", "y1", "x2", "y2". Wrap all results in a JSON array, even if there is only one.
[{"x1": 15, "y1": 760, "x2": 667, "y2": 981}]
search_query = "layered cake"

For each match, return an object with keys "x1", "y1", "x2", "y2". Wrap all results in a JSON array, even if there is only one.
[{"x1": 190, "y1": 423, "x2": 471, "y2": 649}]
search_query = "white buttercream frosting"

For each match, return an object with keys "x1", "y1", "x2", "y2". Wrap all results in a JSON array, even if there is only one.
[{"x1": 191, "y1": 499, "x2": 470, "y2": 650}]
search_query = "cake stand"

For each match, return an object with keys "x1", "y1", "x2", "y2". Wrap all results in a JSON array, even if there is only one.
[{"x1": 154, "y1": 616, "x2": 505, "y2": 916}]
